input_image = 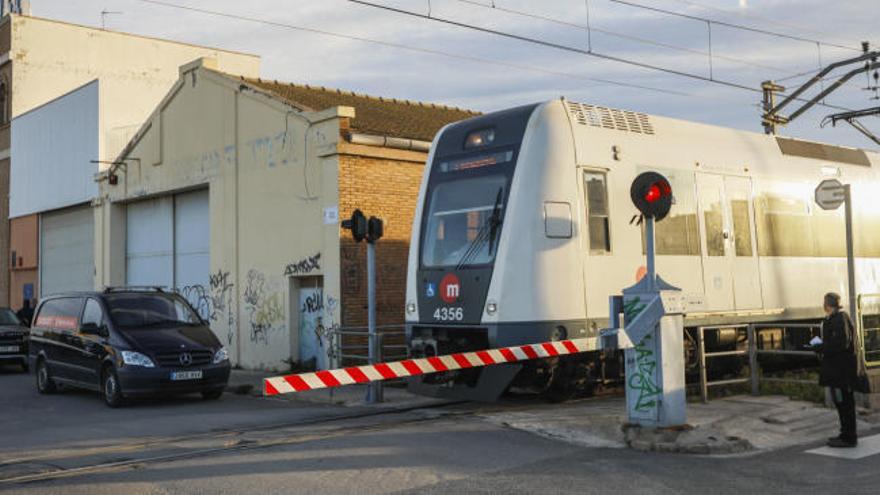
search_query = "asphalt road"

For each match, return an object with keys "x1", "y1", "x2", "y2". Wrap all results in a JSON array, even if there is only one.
[{"x1": 1, "y1": 363, "x2": 879, "y2": 494}]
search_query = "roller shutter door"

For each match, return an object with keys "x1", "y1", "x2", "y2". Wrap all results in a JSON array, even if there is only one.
[
  {"x1": 125, "y1": 190, "x2": 209, "y2": 315},
  {"x1": 126, "y1": 196, "x2": 174, "y2": 288},
  {"x1": 40, "y1": 206, "x2": 95, "y2": 296}
]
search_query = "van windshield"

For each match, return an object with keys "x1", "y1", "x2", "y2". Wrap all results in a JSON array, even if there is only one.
[
  {"x1": 421, "y1": 174, "x2": 508, "y2": 268},
  {"x1": 105, "y1": 293, "x2": 202, "y2": 328}
]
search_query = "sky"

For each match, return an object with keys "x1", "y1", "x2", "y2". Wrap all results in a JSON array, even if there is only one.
[{"x1": 34, "y1": 0, "x2": 880, "y2": 148}]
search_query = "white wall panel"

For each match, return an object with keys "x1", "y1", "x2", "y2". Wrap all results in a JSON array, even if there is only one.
[
  {"x1": 41, "y1": 206, "x2": 95, "y2": 296},
  {"x1": 10, "y1": 80, "x2": 99, "y2": 218}
]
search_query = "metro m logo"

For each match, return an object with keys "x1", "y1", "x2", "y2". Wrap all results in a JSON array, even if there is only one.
[
  {"x1": 439, "y1": 273, "x2": 462, "y2": 304},
  {"x1": 446, "y1": 283, "x2": 460, "y2": 299}
]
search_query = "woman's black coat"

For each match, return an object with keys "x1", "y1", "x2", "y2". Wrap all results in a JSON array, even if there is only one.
[{"x1": 818, "y1": 310, "x2": 858, "y2": 388}]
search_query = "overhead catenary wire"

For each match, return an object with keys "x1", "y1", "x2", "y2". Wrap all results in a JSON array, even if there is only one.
[
  {"x1": 349, "y1": 0, "x2": 857, "y2": 113},
  {"x1": 662, "y1": 0, "x2": 880, "y2": 50},
  {"x1": 133, "y1": 0, "x2": 689, "y2": 97},
  {"x1": 452, "y1": 0, "x2": 803, "y2": 77},
  {"x1": 607, "y1": 0, "x2": 862, "y2": 52}
]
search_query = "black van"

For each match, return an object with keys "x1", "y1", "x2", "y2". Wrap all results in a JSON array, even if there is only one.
[{"x1": 29, "y1": 288, "x2": 230, "y2": 407}]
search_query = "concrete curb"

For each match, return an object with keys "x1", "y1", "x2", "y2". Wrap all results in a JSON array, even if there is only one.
[{"x1": 623, "y1": 423, "x2": 753, "y2": 455}]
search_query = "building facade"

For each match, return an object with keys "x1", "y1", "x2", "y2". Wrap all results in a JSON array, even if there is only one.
[
  {"x1": 95, "y1": 59, "x2": 475, "y2": 370},
  {"x1": 2, "y1": 13, "x2": 260, "y2": 309}
]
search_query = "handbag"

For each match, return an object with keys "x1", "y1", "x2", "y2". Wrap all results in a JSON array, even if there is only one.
[{"x1": 845, "y1": 312, "x2": 873, "y2": 394}]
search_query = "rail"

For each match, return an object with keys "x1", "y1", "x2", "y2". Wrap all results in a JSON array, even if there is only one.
[{"x1": 697, "y1": 322, "x2": 821, "y2": 403}]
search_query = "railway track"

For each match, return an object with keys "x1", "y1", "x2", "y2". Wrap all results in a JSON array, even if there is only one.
[{"x1": 0, "y1": 394, "x2": 602, "y2": 486}]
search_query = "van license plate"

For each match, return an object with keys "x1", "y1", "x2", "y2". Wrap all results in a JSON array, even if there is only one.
[
  {"x1": 0, "y1": 345, "x2": 19, "y2": 353},
  {"x1": 170, "y1": 371, "x2": 203, "y2": 381}
]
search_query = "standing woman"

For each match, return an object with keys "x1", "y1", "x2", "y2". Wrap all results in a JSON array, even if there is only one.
[{"x1": 818, "y1": 292, "x2": 859, "y2": 448}]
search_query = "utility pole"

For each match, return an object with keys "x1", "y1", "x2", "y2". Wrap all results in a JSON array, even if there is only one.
[
  {"x1": 761, "y1": 41, "x2": 879, "y2": 140},
  {"x1": 761, "y1": 80, "x2": 785, "y2": 135}
]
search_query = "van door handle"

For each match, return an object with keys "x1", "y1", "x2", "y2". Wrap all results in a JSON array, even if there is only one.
[{"x1": 722, "y1": 230, "x2": 730, "y2": 240}]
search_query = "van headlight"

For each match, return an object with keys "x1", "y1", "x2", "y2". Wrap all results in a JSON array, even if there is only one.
[
  {"x1": 213, "y1": 346, "x2": 229, "y2": 364},
  {"x1": 121, "y1": 350, "x2": 155, "y2": 368}
]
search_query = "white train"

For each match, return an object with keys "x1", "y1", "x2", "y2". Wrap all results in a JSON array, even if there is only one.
[{"x1": 405, "y1": 98, "x2": 880, "y2": 400}]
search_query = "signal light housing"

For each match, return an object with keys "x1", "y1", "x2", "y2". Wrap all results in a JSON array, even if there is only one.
[
  {"x1": 630, "y1": 172, "x2": 673, "y2": 221},
  {"x1": 341, "y1": 209, "x2": 368, "y2": 242},
  {"x1": 341, "y1": 209, "x2": 384, "y2": 243}
]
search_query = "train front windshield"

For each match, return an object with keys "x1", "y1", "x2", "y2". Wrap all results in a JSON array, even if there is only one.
[{"x1": 421, "y1": 174, "x2": 508, "y2": 268}]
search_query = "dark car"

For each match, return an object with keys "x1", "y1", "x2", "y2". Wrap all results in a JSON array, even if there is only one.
[
  {"x1": 0, "y1": 307, "x2": 29, "y2": 372},
  {"x1": 29, "y1": 288, "x2": 230, "y2": 407}
]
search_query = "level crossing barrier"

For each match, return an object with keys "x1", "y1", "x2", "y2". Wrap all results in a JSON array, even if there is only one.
[{"x1": 264, "y1": 337, "x2": 598, "y2": 396}]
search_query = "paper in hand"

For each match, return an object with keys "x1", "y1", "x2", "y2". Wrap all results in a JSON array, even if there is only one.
[{"x1": 810, "y1": 336, "x2": 823, "y2": 346}]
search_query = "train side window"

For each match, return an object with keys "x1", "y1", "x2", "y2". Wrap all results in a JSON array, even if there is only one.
[
  {"x1": 730, "y1": 199, "x2": 753, "y2": 257},
  {"x1": 754, "y1": 183, "x2": 814, "y2": 257},
  {"x1": 583, "y1": 171, "x2": 611, "y2": 253}
]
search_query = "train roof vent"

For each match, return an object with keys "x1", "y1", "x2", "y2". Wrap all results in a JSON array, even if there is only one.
[{"x1": 566, "y1": 102, "x2": 655, "y2": 135}]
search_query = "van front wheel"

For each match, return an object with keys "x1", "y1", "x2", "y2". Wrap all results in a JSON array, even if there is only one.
[{"x1": 103, "y1": 367, "x2": 126, "y2": 408}]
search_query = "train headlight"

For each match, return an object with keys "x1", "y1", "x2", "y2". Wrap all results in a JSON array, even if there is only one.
[
  {"x1": 406, "y1": 302, "x2": 417, "y2": 315},
  {"x1": 486, "y1": 301, "x2": 498, "y2": 315}
]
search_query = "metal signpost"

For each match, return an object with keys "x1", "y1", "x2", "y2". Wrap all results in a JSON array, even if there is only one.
[
  {"x1": 341, "y1": 209, "x2": 385, "y2": 404},
  {"x1": 814, "y1": 179, "x2": 857, "y2": 321}
]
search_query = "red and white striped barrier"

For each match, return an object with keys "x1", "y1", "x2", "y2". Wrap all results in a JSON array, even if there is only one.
[{"x1": 263, "y1": 337, "x2": 598, "y2": 396}]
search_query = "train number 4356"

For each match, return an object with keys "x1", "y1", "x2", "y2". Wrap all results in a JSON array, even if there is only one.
[{"x1": 433, "y1": 307, "x2": 464, "y2": 321}]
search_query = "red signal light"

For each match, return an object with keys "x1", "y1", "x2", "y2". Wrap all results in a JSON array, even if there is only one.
[
  {"x1": 644, "y1": 184, "x2": 661, "y2": 203},
  {"x1": 644, "y1": 181, "x2": 671, "y2": 203},
  {"x1": 630, "y1": 172, "x2": 673, "y2": 222}
]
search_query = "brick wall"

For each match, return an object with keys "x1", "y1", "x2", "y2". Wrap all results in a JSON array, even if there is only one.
[{"x1": 338, "y1": 152, "x2": 425, "y2": 329}]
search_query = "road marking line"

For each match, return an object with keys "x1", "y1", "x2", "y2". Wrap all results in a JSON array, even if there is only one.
[{"x1": 806, "y1": 433, "x2": 880, "y2": 459}]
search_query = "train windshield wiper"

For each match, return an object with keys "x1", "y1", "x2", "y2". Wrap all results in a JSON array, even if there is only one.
[
  {"x1": 455, "y1": 187, "x2": 504, "y2": 270},
  {"x1": 487, "y1": 188, "x2": 504, "y2": 256}
]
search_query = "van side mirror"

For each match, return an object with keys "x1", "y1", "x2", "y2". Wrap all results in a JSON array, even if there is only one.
[{"x1": 80, "y1": 322, "x2": 108, "y2": 337}]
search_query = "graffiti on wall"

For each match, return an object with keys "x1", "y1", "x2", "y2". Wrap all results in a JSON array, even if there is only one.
[
  {"x1": 174, "y1": 270, "x2": 237, "y2": 346},
  {"x1": 209, "y1": 270, "x2": 235, "y2": 346},
  {"x1": 243, "y1": 269, "x2": 284, "y2": 345},
  {"x1": 298, "y1": 287, "x2": 340, "y2": 369},
  {"x1": 284, "y1": 253, "x2": 321, "y2": 277},
  {"x1": 178, "y1": 284, "x2": 214, "y2": 322},
  {"x1": 628, "y1": 334, "x2": 661, "y2": 413},
  {"x1": 246, "y1": 132, "x2": 292, "y2": 168}
]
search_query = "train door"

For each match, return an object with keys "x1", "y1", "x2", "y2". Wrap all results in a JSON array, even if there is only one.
[
  {"x1": 725, "y1": 176, "x2": 762, "y2": 310},
  {"x1": 696, "y1": 174, "x2": 762, "y2": 311}
]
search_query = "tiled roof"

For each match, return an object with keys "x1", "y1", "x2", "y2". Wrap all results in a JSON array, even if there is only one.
[{"x1": 243, "y1": 77, "x2": 479, "y2": 142}]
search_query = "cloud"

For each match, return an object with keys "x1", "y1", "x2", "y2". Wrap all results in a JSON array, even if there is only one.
[{"x1": 33, "y1": 0, "x2": 879, "y2": 147}]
